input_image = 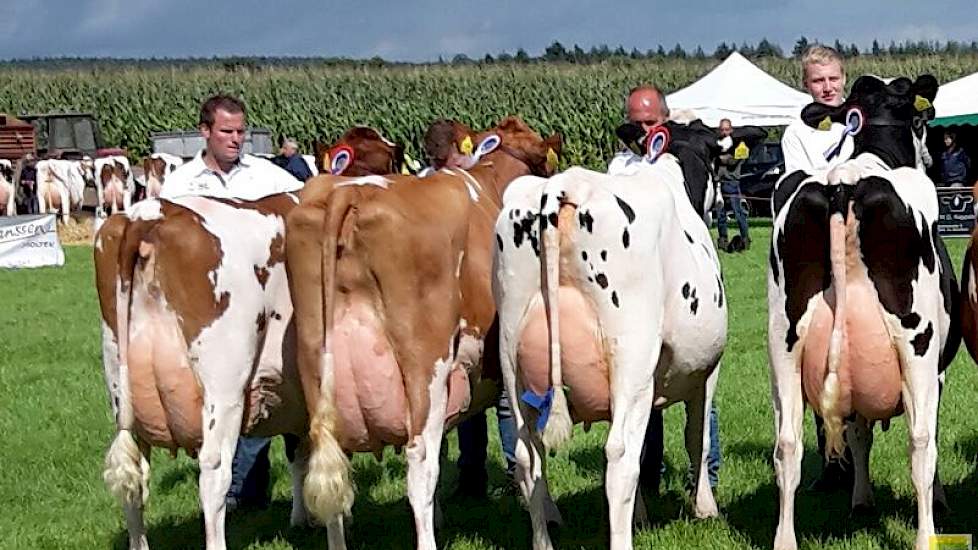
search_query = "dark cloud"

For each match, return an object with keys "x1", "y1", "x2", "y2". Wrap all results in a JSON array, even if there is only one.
[{"x1": 1, "y1": 0, "x2": 974, "y2": 61}]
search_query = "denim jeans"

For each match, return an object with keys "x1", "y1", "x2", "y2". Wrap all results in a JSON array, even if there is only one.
[
  {"x1": 457, "y1": 388, "x2": 517, "y2": 482},
  {"x1": 640, "y1": 405, "x2": 721, "y2": 490},
  {"x1": 714, "y1": 180, "x2": 749, "y2": 241},
  {"x1": 227, "y1": 434, "x2": 299, "y2": 506}
]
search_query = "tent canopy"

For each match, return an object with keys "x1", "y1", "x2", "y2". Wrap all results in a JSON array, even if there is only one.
[
  {"x1": 932, "y1": 71, "x2": 978, "y2": 126},
  {"x1": 666, "y1": 51, "x2": 811, "y2": 127}
]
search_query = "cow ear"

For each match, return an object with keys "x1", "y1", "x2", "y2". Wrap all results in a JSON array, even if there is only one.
[
  {"x1": 801, "y1": 102, "x2": 846, "y2": 130},
  {"x1": 544, "y1": 133, "x2": 563, "y2": 172},
  {"x1": 329, "y1": 145, "x2": 354, "y2": 175},
  {"x1": 392, "y1": 144, "x2": 408, "y2": 174},
  {"x1": 913, "y1": 74, "x2": 939, "y2": 110},
  {"x1": 616, "y1": 122, "x2": 646, "y2": 155}
]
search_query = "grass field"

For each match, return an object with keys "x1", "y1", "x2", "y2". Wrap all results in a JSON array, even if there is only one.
[{"x1": 1, "y1": 225, "x2": 976, "y2": 549}]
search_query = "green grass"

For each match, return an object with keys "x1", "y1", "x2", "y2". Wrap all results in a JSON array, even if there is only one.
[{"x1": 1, "y1": 229, "x2": 976, "y2": 549}]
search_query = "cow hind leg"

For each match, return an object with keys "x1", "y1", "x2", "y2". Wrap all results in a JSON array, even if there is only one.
[
  {"x1": 103, "y1": 430, "x2": 150, "y2": 550},
  {"x1": 405, "y1": 353, "x2": 453, "y2": 550},
  {"x1": 198, "y1": 396, "x2": 245, "y2": 550},
  {"x1": 849, "y1": 415, "x2": 875, "y2": 512},
  {"x1": 502, "y1": 350, "x2": 560, "y2": 548},
  {"x1": 685, "y1": 365, "x2": 719, "y2": 518},
  {"x1": 287, "y1": 435, "x2": 312, "y2": 527},
  {"x1": 605, "y1": 343, "x2": 659, "y2": 550},
  {"x1": 770, "y1": 348, "x2": 805, "y2": 550},
  {"x1": 903, "y1": 364, "x2": 940, "y2": 550}
]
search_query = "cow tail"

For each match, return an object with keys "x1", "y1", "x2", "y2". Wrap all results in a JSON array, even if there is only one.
[
  {"x1": 103, "y1": 218, "x2": 155, "y2": 508},
  {"x1": 820, "y1": 191, "x2": 849, "y2": 460},
  {"x1": 304, "y1": 188, "x2": 355, "y2": 522},
  {"x1": 540, "y1": 191, "x2": 573, "y2": 450}
]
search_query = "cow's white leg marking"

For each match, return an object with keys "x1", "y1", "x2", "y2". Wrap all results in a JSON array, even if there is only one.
[
  {"x1": 688, "y1": 364, "x2": 720, "y2": 518},
  {"x1": 770, "y1": 334, "x2": 804, "y2": 550},
  {"x1": 406, "y1": 354, "x2": 452, "y2": 550},
  {"x1": 289, "y1": 437, "x2": 311, "y2": 527},
  {"x1": 325, "y1": 515, "x2": 347, "y2": 550},
  {"x1": 605, "y1": 330, "x2": 659, "y2": 550},
  {"x1": 849, "y1": 415, "x2": 875, "y2": 510},
  {"x1": 896, "y1": 324, "x2": 940, "y2": 550},
  {"x1": 58, "y1": 183, "x2": 71, "y2": 224}
]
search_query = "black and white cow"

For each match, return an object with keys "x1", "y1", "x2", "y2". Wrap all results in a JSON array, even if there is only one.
[
  {"x1": 767, "y1": 74, "x2": 959, "y2": 550},
  {"x1": 493, "y1": 119, "x2": 726, "y2": 549}
]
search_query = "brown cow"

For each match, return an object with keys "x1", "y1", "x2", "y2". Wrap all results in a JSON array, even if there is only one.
[
  {"x1": 96, "y1": 128, "x2": 405, "y2": 550},
  {"x1": 286, "y1": 116, "x2": 561, "y2": 549},
  {"x1": 313, "y1": 127, "x2": 409, "y2": 176}
]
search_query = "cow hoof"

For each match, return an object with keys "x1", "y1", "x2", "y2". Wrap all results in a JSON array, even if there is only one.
[
  {"x1": 633, "y1": 491, "x2": 650, "y2": 529},
  {"x1": 544, "y1": 497, "x2": 563, "y2": 527},
  {"x1": 849, "y1": 502, "x2": 875, "y2": 519}
]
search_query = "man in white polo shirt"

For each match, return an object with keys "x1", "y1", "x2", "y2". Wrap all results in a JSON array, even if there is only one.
[
  {"x1": 160, "y1": 93, "x2": 301, "y2": 512},
  {"x1": 780, "y1": 45, "x2": 853, "y2": 175},
  {"x1": 780, "y1": 45, "x2": 856, "y2": 493},
  {"x1": 160, "y1": 94, "x2": 301, "y2": 201}
]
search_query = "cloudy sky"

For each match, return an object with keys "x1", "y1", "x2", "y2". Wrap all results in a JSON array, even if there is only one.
[{"x1": 1, "y1": 0, "x2": 974, "y2": 61}]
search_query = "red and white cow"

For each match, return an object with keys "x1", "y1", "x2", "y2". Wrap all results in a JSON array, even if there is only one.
[
  {"x1": 97, "y1": 128, "x2": 406, "y2": 550},
  {"x1": 141, "y1": 152, "x2": 183, "y2": 199},
  {"x1": 767, "y1": 75, "x2": 957, "y2": 550},
  {"x1": 493, "y1": 119, "x2": 726, "y2": 549},
  {"x1": 95, "y1": 155, "x2": 135, "y2": 215},
  {"x1": 286, "y1": 116, "x2": 560, "y2": 549},
  {"x1": 35, "y1": 158, "x2": 95, "y2": 223}
]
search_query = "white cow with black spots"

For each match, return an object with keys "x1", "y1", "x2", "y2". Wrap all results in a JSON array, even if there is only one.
[{"x1": 493, "y1": 119, "x2": 727, "y2": 550}]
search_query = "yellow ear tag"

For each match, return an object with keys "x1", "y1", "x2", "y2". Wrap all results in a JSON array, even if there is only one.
[
  {"x1": 401, "y1": 153, "x2": 414, "y2": 175},
  {"x1": 459, "y1": 136, "x2": 473, "y2": 156},
  {"x1": 817, "y1": 116, "x2": 833, "y2": 131},
  {"x1": 546, "y1": 148, "x2": 558, "y2": 169},
  {"x1": 914, "y1": 95, "x2": 932, "y2": 112},
  {"x1": 734, "y1": 141, "x2": 749, "y2": 160}
]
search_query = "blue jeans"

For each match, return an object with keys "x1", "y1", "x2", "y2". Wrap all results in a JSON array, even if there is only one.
[
  {"x1": 640, "y1": 405, "x2": 720, "y2": 490},
  {"x1": 457, "y1": 388, "x2": 517, "y2": 484},
  {"x1": 714, "y1": 180, "x2": 749, "y2": 241},
  {"x1": 227, "y1": 434, "x2": 299, "y2": 506}
]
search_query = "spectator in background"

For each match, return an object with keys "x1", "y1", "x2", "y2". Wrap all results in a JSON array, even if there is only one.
[
  {"x1": 941, "y1": 131, "x2": 971, "y2": 186},
  {"x1": 271, "y1": 138, "x2": 313, "y2": 182},
  {"x1": 713, "y1": 118, "x2": 756, "y2": 252}
]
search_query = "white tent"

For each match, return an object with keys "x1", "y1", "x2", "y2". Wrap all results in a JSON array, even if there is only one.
[
  {"x1": 933, "y1": 70, "x2": 978, "y2": 126},
  {"x1": 666, "y1": 51, "x2": 811, "y2": 127}
]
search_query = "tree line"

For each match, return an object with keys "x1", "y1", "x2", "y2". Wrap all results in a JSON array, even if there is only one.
[{"x1": 3, "y1": 37, "x2": 978, "y2": 71}]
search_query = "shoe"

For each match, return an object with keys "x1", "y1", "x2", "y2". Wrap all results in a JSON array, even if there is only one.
[
  {"x1": 454, "y1": 473, "x2": 488, "y2": 499},
  {"x1": 743, "y1": 237, "x2": 752, "y2": 251},
  {"x1": 716, "y1": 236, "x2": 729, "y2": 251},
  {"x1": 225, "y1": 495, "x2": 269, "y2": 512},
  {"x1": 807, "y1": 462, "x2": 852, "y2": 493}
]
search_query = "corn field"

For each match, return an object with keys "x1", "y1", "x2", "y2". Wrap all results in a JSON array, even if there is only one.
[{"x1": 2, "y1": 54, "x2": 976, "y2": 170}]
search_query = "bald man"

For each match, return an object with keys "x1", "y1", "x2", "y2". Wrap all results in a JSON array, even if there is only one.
[
  {"x1": 608, "y1": 85, "x2": 671, "y2": 172},
  {"x1": 609, "y1": 84, "x2": 722, "y2": 494}
]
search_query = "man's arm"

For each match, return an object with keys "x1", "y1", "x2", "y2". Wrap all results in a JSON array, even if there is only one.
[
  {"x1": 289, "y1": 156, "x2": 313, "y2": 181},
  {"x1": 780, "y1": 124, "x2": 813, "y2": 175}
]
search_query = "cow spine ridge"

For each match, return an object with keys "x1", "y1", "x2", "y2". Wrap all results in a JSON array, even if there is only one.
[
  {"x1": 303, "y1": 188, "x2": 356, "y2": 522},
  {"x1": 103, "y1": 220, "x2": 153, "y2": 507},
  {"x1": 820, "y1": 211, "x2": 848, "y2": 459},
  {"x1": 540, "y1": 195, "x2": 573, "y2": 450}
]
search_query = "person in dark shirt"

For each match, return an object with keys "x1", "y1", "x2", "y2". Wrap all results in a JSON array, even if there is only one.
[
  {"x1": 271, "y1": 138, "x2": 313, "y2": 182},
  {"x1": 941, "y1": 131, "x2": 971, "y2": 186}
]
